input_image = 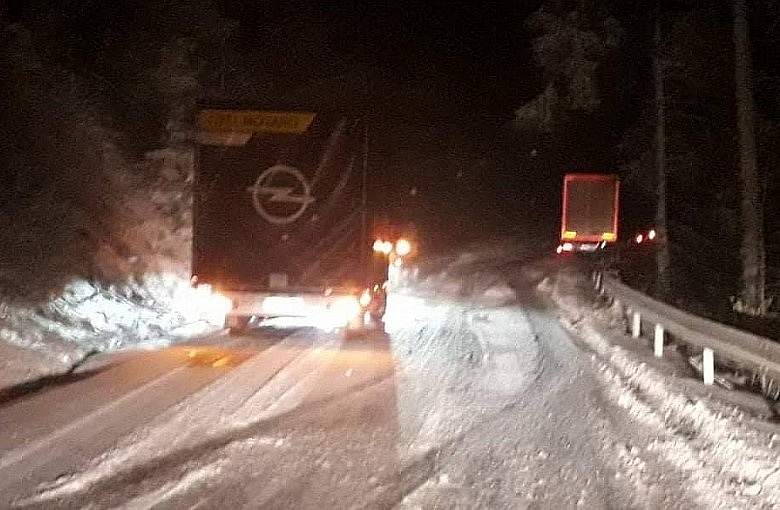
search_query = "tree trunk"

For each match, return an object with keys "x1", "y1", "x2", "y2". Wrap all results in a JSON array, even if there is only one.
[
  {"x1": 654, "y1": 8, "x2": 671, "y2": 298},
  {"x1": 733, "y1": 0, "x2": 766, "y2": 314}
]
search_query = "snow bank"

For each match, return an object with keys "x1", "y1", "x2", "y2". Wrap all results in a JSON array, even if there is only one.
[
  {"x1": 480, "y1": 284, "x2": 516, "y2": 304},
  {"x1": 406, "y1": 249, "x2": 520, "y2": 306},
  {"x1": 0, "y1": 274, "x2": 226, "y2": 389},
  {"x1": 0, "y1": 341, "x2": 71, "y2": 391},
  {"x1": 538, "y1": 268, "x2": 780, "y2": 508},
  {"x1": 0, "y1": 140, "x2": 208, "y2": 389}
]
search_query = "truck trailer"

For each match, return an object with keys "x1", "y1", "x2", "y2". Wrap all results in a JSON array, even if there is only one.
[
  {"x1": 192, "y1": 107, "x2": 385, "y2": 335},
  {"x1": 558, "y1": 173, "x2": 620, "y2": 254}
]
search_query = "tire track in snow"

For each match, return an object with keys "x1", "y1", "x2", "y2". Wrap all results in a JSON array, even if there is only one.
[
  {"x1": 11, "y1": 339, "x2": 311, "y2": 506},
  {"x1": 0, "y1": 365, "x2": 187, "y2": 481},
  {"x1": 13, "y1": 332, "x2": 382, "y2": 507},
  {"x1": 112, "y1": 457, "x2": 228, "y2": 510}
]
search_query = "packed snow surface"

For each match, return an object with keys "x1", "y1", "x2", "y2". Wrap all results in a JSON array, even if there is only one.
[
  {"x1": 0, "y1": 274, "x2": 226, "y2": 388},
  {"x1": 1, "y1": 248, "x2": 778, "y2": 508}
]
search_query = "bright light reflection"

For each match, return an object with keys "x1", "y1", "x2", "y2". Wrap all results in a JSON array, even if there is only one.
[
  {"x1": 262, "y1": 296, "x2": 306, "y2": 316},
  {"x1": 395, "y1": 238, "x2": 412, "y2": 256},
  {"x1": 373, "y1": 239, "x2": 393, "y2": 255},
  {"x1": 383, "y1": 293, "x2": 440, "y2": 331},
  {"x1": 173, "y1": 283, "x2": 232, "y2": 325}
]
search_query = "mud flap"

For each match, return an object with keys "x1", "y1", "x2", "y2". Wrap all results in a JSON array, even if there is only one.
[{"x1": 225, "y1": 314, "x2": 251, "y2": 335}]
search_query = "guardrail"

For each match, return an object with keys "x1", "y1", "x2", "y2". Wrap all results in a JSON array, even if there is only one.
[{"x1": 593, "y1": 272, "x2": 780, "y2": 388}]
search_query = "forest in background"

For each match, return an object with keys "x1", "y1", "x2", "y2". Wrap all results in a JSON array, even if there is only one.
[
  {"x1": 0, "y1": 0, "x2": 777, "y2": 327},
  {"x1": 511, "y1": 0, "x2": 779, "y2": 323}
]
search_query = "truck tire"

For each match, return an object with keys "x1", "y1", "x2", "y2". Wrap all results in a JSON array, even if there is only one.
[
  {"x1": 341, "y1": 316, "x2": 363, "y2": 339},
  {"x1": 225, "y1": 315, "x2": 250, "y2": 336},
  {"x1": 342, "y1": 327, "x2": 363, "y2": 340}
]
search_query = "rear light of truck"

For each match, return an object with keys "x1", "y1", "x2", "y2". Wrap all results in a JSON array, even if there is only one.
[
  {"x1": 373, "y1": 239, "x2": 393, "y2": 254},
  {"x1": 330, "y1": 296, "x2": 362, "y2": 324},
  {"x1": 395, "y1": 238, "x2": 412, "y2": 256}
]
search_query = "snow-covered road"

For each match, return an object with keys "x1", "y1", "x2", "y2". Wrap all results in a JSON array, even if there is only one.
[{"x1": 1, "y1": 256, "x2": 778, "y2": 508}]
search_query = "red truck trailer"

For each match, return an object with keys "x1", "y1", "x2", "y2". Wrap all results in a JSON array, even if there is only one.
[{"x1": 558, "y1": 173, "x2": 619, "y2": 254}]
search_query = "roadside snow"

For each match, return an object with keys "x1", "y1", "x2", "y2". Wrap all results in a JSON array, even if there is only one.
[
  {"x1": 118, "y1": 457, "x2": 227, "y2": 510},
  {"x1": 15, "y1": 331, "x2": 334, "y2": 505},
  {"x1": 9, "y1": 246, "x2": 780, "y2": 508},
  {"x1": 0, "y1": 142, "x2": 204, "y2": 391},
  {"x1": 538, "y1": 266, "x2": 780, "y2": 508},
  {"x1": 0, "y1": 273, "x2": 224, "y2": 390},
  {"x1": 0, "y1": 341, "x2": 71, "y2": 391}
]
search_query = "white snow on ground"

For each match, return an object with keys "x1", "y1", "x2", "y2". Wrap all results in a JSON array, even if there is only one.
[
  {"x1": 12, "y1": 330, "x2": 336, "y2": 506},
  {"x1": 5, "y1": 247, "x2": 780, "y2": 508},
  {"x1": 5, "y1": 258, "x2": 547, "y2": 508},
  {"x1": 119, "y1": 457, "x2": 228, "y2": 510},
  {"x1": 0, "y1": 341, "x2": 71, "y2": 391},
  {"x1": 0, "y1": 145, "x2": 217, "y2": 390},
  {"x1": 384, "y1": 290, "x2": 537, "y2": 462},
  {"x1": 0, "y1": 273, "x2": 227, "y2": 389},
  {"x1": 538, "y1": 265, "x2": 780, "y2": 508}
]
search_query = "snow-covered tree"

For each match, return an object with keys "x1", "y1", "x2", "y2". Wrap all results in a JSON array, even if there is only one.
[
  {"x1": 515, "y1": 0, "x2": 621, "y2": 131},
  {"x1": 732, "y1": 0, "x2": 767, "y2": 315}
]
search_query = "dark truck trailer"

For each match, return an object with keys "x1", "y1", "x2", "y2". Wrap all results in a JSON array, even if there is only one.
[
  {"x1": 558, "y1": 173, "x2": 620, "y2": 254},
  {"x1": 192, "y1": 108, "x2": 385, "y2": 334}
]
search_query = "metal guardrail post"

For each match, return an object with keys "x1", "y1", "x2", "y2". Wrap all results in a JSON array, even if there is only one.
[
  {"x1": 600, "y1": 273, "x2": 780, "y2": 389},
  {"x1": 632, "y1": 311, "x2": 641, "y2": 338},
  {"x1": 654, "y1": 324, "x2": 664, "y2": 358},
  {"x1": 703, "y1": 348, "x2": 715, "y2": 385},
  {"x1": 593, "y1": 271, "x2": 603, "y2": 293}
]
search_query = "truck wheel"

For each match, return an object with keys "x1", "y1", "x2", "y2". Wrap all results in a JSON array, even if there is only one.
[
  {"x1": 225, "y1": 315, "x2": 250, "y2": 336},
  {"x1": 368, "y1": 312, "x2": 386, "y2": 333},
  {"x1": 342, "y1": 327, "x2": 362, "y2": 340}
]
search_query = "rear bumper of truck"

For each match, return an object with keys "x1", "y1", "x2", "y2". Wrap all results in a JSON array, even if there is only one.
[
  {"x1": 227, "y1": 289, "x2": 358, "y2": 317},
  {"x1": 221, "y1": 287, "x2": 385, "y2": 333}
]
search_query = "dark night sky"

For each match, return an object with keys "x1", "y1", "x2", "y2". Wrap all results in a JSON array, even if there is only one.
[
  {"x1": 9, "y1": 0, "x2": 774, "y2": 251},
  {"x1": 215, "y1": 0, "x2": 539, "y2": 124},
  {"x1": 4, "y1": 0, "x2": 540, "y2": 132},
  {"x1": 5, "y1": 0, "x2": 547, "y2": 244}
]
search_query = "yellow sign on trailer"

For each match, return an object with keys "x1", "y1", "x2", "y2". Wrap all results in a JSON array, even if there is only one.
[{"x1": 198, "y1": 110, "x2": 316, "y2": 135}]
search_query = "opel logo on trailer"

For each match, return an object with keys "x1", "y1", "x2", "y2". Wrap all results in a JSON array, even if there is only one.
[{"x1": 248, "y1": 164, "x2": 315, "y2": 225}]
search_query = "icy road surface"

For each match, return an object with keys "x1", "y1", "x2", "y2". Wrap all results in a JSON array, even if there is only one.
[{"x1": 0, "y1": 263, "x2": 769, "y2": 508}]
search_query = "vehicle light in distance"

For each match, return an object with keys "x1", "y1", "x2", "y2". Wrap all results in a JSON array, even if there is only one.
[
  {"x1": 373, "y1": 239, "x2": 392, "y2": 255},
  {"x1": 647, "y1": 229, "x2": 656, "y2": 240},
  {"x1": 601, "y1": 232, "x2": 617, "y2": 241},
  {"x1": 331, "y1": 296, "x2": 361, "y2": 324},
  {"x1": 635, "y1": 233, "x2": 644, "y2": 244},
  {"x1": 562, "y1": 242, "x2": 574, "y2": 252},
  {"x1": 556, "y1": 245, "x2": 563, "y2": 254},
  {"x1": 395, "y1": 238, "x2": 412, "y2": 256}
]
